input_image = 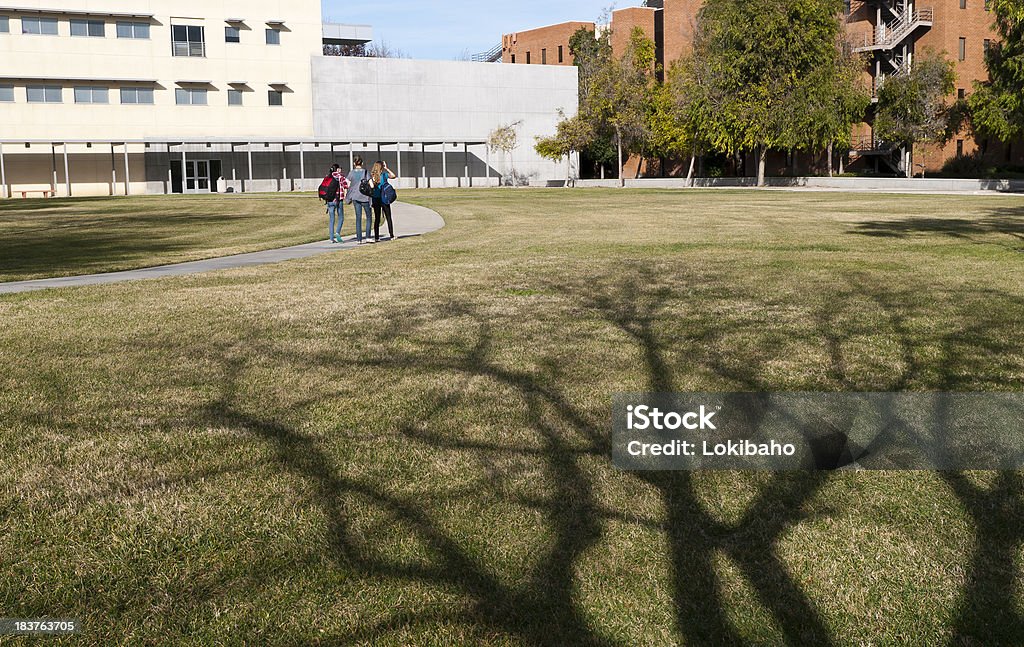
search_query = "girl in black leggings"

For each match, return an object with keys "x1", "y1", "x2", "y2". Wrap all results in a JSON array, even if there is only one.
[{"x1": 370, "y1": 160, "x2": 399, "y2": 241}]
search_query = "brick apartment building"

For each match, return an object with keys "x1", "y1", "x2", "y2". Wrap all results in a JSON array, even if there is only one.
[{"x1": 503, "y1": 0, "x2": 1019, "y2": 177}]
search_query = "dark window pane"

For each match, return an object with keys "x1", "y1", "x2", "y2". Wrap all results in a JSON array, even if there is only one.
[{"x1": 172, "y1": 24, "x2": 187, "y2": 41}]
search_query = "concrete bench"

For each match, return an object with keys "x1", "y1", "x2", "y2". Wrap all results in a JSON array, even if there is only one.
[{"x1": 17, "y1": 190, "x2": 56, "y2": 199}]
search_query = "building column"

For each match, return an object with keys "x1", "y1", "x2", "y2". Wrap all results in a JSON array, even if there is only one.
[
  {"x1": 63, "y1": 143, "x2": 71, "y2": 197},
  {"x1": 486, "y1": 145, "x2": 491, "y2": 187},
  {"x1": 181, "y1": 145, "x2": 187, "y2": 194},
  {"x1": 247, "y1": 142, "x2": 254, "y2": 193},
  {"x1": 396, "y1": 142, "x2": 402, "y2": 186},
  {"x1": 464, "y1": 143, "x2": 470, "y2": 188},
  {"x1": 348, "y1": 142, "x2": 353, "y2": 170},
  {"x1": 51, "y1": 144, "x2": 58, "y2": 192},
  {"x1": 230, "y1": 143, "x2": 237, "y2": 186},
  {"x1": 110, "y1": 143, "x2": 117, "y2": 196},
  {"x1": 421, "y1": 142, "x2": 427, "y2": 188},
  {"x1": 442, "y1": 144, "x2": 447, "y2": 188},
  {"x1": 299, "y1": 142, "x2": 305, "y2": 192},
  {"x1": 123, "y1": 143, "x2": 130, "y2": 196},
  {"x1": 1, "y1": 142, "x2": 8, "y2": 199}
]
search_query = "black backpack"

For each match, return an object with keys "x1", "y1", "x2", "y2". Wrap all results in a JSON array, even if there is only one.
[{"x1": 358, "y1": 170, "x2": 372, "y2": 197}]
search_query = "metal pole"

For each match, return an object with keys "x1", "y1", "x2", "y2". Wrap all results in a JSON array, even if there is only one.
[
  {"x1": 63, "y1": 143, "x2": 71, "y2": 197},
  {"x1": 123, "y1": 143, "x2": 130, "y2": 195},
  {"x1": 0, "y1": 142, "x2": 7, "y2": 199},
  {"x1": 299, "y1": 142, "x2": 305, "y2": 191},
  {"x1": 247, "y1": 142, "x2": 253, "y2": 193}
]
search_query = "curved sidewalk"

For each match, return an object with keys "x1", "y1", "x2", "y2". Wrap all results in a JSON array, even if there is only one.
[{"x1": 0, "y1": 202, "x2": 444, "y2": 295}]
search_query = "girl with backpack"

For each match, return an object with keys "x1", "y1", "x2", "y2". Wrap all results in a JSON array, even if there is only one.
[
  {"x1": 345, "y1": 157, "x2": 373, "y2": 244},
  {"x1": 370, "y1": 160, "x2": 399, "y2": 242},
  {"x1": 320, "y1": 164, "x2": 349, "y2": 243}
]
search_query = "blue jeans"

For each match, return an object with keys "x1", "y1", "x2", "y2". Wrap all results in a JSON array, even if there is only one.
[
  {"x1": 328, "y1": 201, "x2": 343, "y2": 240},
  {"x1": 352, "y1": 201, "x2": 372, "y2": 241}
]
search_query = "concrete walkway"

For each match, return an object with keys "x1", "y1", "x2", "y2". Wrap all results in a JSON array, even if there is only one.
[{"x1": 0, "y1": 202, "x2": 444, "y2": 295}]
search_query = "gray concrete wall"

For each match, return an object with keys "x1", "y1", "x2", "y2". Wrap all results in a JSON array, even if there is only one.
[
  {"x1": 575, "y1": 177, "x2": 1024, "y2": 193},
  {"x1": 311, "y1": 57, "x2": 579, "y2": 185}
]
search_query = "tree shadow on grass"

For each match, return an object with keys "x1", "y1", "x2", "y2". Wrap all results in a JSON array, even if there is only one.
[
  {"x1": 185, "y1": 264, "x2": 1024, "y2": 644},
  {"x1": 847, "y1": 205, "x2": 1024, "y2": 249}
]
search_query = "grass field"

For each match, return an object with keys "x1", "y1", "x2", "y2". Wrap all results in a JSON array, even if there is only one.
[
  {"x1": 2, "y1": 188, "x2": 1024, "y2": 645},
  {"x1": 0, "y1": 193, "x2": 348, "y2": 282}
]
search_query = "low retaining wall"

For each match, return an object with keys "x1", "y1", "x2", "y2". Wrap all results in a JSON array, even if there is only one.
[{"x1": 574, "y1": 177, "x2": 1024, "y2": 192}]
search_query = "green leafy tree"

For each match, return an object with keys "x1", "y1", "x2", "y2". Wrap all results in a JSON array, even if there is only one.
[
  {"x1": 568, "y1": 26, "x2": 617, "y2": 175},
  {"x1": 874, "y1": 51, "x2": 957, "y2": 177},
  {"x1": 534, "y1": 110, "x2": 593, "y2": 184},
  {"x1": 684, "y1": 0, "x2": 868, "y2": 185},
  {"x1": 969, "y1": 0, "x2": 1024, "y2": 142}
]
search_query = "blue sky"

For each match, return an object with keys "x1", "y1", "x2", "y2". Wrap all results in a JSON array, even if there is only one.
[{"x1": 321, "y1": 1, "x2": 644, "y2": 60}]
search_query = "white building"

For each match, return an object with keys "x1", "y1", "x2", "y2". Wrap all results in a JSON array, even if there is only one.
[{"x1": 0, "y1": 1, "x2": 579, "y2": 197}]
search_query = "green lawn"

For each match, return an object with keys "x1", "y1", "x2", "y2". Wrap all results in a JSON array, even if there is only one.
[
  {"x1": 2, "y1": 188, "x2": 1024, "y2": 645},
  {"x1": 0, "y1": 193, "x2": 347, "y2": 282}
]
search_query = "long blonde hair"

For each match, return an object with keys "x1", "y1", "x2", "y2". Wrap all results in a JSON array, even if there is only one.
[{"x1": 370, "y1": 161, "x2": 384, "y2": 184}]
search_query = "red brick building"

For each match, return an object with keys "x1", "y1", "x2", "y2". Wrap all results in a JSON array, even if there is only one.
[{"x1": 504, "y1": 0, "x2": 1015, "y2": 176}]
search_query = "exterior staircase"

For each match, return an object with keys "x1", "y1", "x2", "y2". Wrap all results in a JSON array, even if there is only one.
[
  {"x1": 472, "y1": 44, "x2": 503, "y2": 63},
  {"x1": 853, "y1": 7, "x2": 933, "y2": 52}
]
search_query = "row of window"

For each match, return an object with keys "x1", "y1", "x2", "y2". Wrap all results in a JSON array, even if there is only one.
[
  {"x1": 0, "y1": 17, "x2": 282, "y2": 57},
  {"x1": 0, "y1": 16, "x2": 150, "y2": 38},
  {"x1": 957, "y1": 37, "x2": 993, "y2": 61},
  {"x1": 511, "y1": 45, "x2": 565, "y2": 65},
  {"x1": 0, "y1": 85, "x2": 284, "y2": 106}
]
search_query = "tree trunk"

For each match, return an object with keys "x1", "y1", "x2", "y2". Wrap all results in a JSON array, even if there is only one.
[
  {"x1": 757, "y1": 145, "x2": 767, "y2": 187},
  {"x1": 686, "y1": 153, "x2": 696, "y2": 185},
  {"x1": 905, "y1": 147, "x2": 912, "y2": 179},
  {"x1": 617, "y1": 130, "x2": 624, "y2": 188},
  {"x1": 827, "y1": 141, "x2": 834, "y2": 178},
  {"x1": 839, "y1": 154, "x2": 844, "y2": 175}
]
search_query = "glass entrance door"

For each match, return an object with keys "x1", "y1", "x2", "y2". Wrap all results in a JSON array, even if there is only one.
[{"x1": 185, "y1": 160, "x2": 210, "y2": 193}]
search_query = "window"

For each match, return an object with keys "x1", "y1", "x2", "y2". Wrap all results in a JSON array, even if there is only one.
[
  {"x1": 958, "y1": 88, "x2": 966, "y2": 99},
  {"x1": 120, "y1": 87, "x2": 154, "y2": 104},
  {"x1": 960, "y1": 0, "x2": 966, "y2": 8},
  {"x1": 175, "y1": 88, "x2": 207, "y2": 105},
  {"x1": 265, "y1": 28, "x2": 280, "y2": 45},
  {"x1": 228, "y1": 89, "x2": 243, "y2": 105},
  {"x1": 957, "y1": 140, "x2": 964, "y2": 157},
  {"x1": 0, "y1": 85, "x2": 13, "y2": 102},
  {"x1": 0, "y1": 16, "x2": 8, "y2": 33},
  {"x1": 70, "y1": 19, "x2": 105, "y2": 37},
  {"x1": 558, "y1": 45, "x2": 564, "y2": 63},
  {"x1": 959, "y1": 37, "x2": 966, "y2": 61},
  {"x1": 225, "y1": 26, "x2": 240, "y2": 43},
  {"x1": 526, "y1": 51, "x2": 531, "y2": 64},
  {"x1": 510, "y1": 53, "x2": 515, "y2": 63},
  {"x1": 116, "y1": 21, "x2": 149, "y2": 39},
  {"x1": 268, "y1": 90, "x2": 283, "y2": 106},
  {"x1": 172, "y1": 24, "x2": 205, "y2": 57},
  {"x1": 74, "y1": 87, "x2": 109, "y2": 103},
  {"x1": 22, "y1": 17, "x2": 58, "y2": 35},
  {"x1": 26, "y1": 85, "x2": 62, "y2": 103}
]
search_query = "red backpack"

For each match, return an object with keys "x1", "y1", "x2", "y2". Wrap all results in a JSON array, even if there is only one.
[{"x1": 317, "y1": 174, "x2": 334, "y2": 201}]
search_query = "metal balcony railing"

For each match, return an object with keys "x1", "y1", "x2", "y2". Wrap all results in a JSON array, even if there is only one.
[
  {"x1": 853, "y1": 8, "x2": 933, "y2": 52},
  {"x1": 172, "y1": 41, "x2": 206, "y2": 58}
]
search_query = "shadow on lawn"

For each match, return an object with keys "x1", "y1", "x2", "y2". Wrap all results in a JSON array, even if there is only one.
[
  {"x1": 848, "y1": 205, "x2": 1024, "y2": 249},
  {"x1": 0, "y1": 211, "x2": 261, "y2": 280},
  {"x1": 197, "y1": 268, "x2": 1024, "y2": 645}
]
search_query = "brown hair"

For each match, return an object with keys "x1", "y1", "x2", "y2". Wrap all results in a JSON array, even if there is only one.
[
  {"x1": 370, "y1": 161, "x2": 384, "y2": 184},
  {"x1": 353, "y1": 156, "x2": 363, "y2": 167}
]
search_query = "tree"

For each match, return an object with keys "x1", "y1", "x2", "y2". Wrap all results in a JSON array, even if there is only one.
[
  {"x1": 322, "y1": 41, "x2": 410, "y2": 58},
  {"x1": 534, "y1": 110, "x2": 593, "y2": 185},
  {"x1": 968, "y1": 0, "x2": 1024, "y2": 142},
  {"x1": 874, "y1": 51, "x2": 957, "y2": 177},
  {"x1": 585, "y1": 27, "x2": 658, "y2": 185},
  {"x1": 488, "y1": 122, "x2": 522, "y2": 186},
  {"x1": 683, "y1": 0, "x2": 868, "y2": 185},
  {"x1": 568, "y1": 26, "x2": 617, "y2": 177}
]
